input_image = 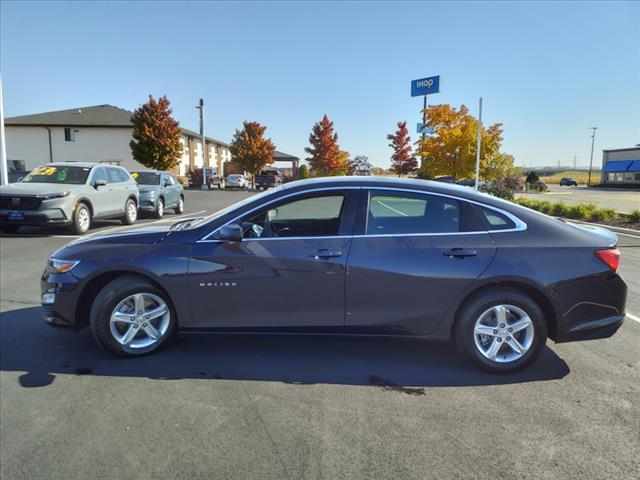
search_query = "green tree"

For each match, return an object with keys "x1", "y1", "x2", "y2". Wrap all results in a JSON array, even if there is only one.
[
  {"x1": 229, "y1": 121, "x2": 276, "y2": 188},
  {"x1": 130, "y1": 95, "x2": 183, "y2": 171},
  {"x1": 482, "y1": 152, "x2": 516, "y2": 181},
  {"x1": 417, "y1": 104, "x2": 503, "y2": 180},
  {"x1": 298, "y1": 164, "x2": 309, "y2": 179}
]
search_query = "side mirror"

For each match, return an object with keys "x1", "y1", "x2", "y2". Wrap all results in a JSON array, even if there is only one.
[
  {"x1": 94, "y1": 179, "x2": 107, "y2": 188},
  {"x1": 215, "y1": 224, "x2": 243, "y2": 242},
  {"x1": 163, "y1": 180, "x2": 170, "y2": 187}
]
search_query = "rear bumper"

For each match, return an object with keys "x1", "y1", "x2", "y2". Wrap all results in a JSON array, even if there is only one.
[
  {"x1": 553, "y1": 272, "x2": 627, "y2": 343},
  {"x1": 555, "y1": 315, "x2": 624, "y2": 343}
]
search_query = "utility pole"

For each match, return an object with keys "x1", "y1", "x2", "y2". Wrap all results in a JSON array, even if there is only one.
[
  {"x1": 474, "y1": 97, "x2": 483, "y2": 190},
  {"x1": 573, "y1": 155, "x2": 577, "y2": 169},
  {"x1": 196, "y1": 98, "x2": 208, "y2": 190},
  {"x1": 0, "y1": 74, "x2": 8, "y2": 185},
  {"x1": 587, "y1": 127, "x2": 597, "y2": 186}
]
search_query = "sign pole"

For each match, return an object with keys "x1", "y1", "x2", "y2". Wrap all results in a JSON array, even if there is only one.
[
  {"x1": 0, "y1": 74, "x2": 8, "y2": 185},
  {"x1": 587, "y1": 127, "x2": 597, "y2": 187},
  {"x1": 421, "y1": 94, "x2": 427, "y2": 168},
  {"x1": 474, "y1": 97, "x2": 483, "y2": 190}
]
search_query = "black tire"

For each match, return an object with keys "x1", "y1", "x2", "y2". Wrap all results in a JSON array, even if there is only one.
[
  {"x1": 1, "y1": 224, "x2": 20, "y2": 233},
  {"x1": 174, "y1": 196, "x2": 184, "y2": 214},
  {"x1": 454, "y1": 288, "x2": 547, "y2": 373},
  {"x1": 71, "y1": 203, "x2": 91, "y2": 235},
  {"x1": 90, "y1": 275, "x2": 177, "y2": 357},
  {"x1": 121, "y1": 198, "x2": 137, "y2": 225},
  {"x1": 153, "y1": 198, "x2": 164, "y2": 219}
]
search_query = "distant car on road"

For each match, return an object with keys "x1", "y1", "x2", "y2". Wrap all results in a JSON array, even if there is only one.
[
  {"x1": 456, "y1": 178, "x2": 475, "y2": 187},
  {"x1": 131, "y1": 170, "x2": 184, "y2": 219},
  {"x1": 41, "y1": 177, "x2": 627, "y2": 373},
  {"x1": 255, "y1": 169, "x2": 283, "y2": 190},
  {"x1": 225, "y1": 174, "x2": 249, "y2": 190},
  {"x1": 188, "y1": 167, "x2": 223, "y2": 189},
  {"x1": 560, "y1": 177, "x2": 578, "y2": 187},
  {"x1": 0, "y1": 162, "x2": 138, "y2": 234}
]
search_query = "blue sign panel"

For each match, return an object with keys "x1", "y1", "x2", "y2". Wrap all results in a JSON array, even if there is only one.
[
  {"x1": 411, "y1": 75, "x2": 440, "y2": 97},
  {"x1": 417, "y1": 123, "x2": 434, "y2": 134}
]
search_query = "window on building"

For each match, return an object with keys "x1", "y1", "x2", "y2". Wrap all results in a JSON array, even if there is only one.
[
  {"x1": 624, "y1": 172, "x2": 633, "y2": 182},
  {"x1": 100, "y1": 160, "x2": 121, "y2": 166},
  {"x1": 64, "y1": 128, "x2": 76, "y2": 142},
  {"x1": 635, "y1": 173, "x2": 640, "y2": 182},
  {"x1": 615, "y1": 173, "x2": 624, "y2": 182},
  {"x1": 8, "y1": 160, "x2": 26, "y2": 173}
]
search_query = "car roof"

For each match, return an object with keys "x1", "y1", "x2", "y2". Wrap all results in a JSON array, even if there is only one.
[{"x1": 47, "y1": 162, "x2": 100, "y2": 169}]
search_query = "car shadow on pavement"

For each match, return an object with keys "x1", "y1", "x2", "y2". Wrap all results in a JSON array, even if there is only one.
[{"x1": 1, "y1": 307, "x2": 570, "y2": 389}]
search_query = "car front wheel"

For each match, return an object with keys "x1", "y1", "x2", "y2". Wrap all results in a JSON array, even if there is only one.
[
  {"x1": 90, "y1": 275, "x2": 176, "y2": 356},
  {"x1": 121, "y1": 199, "x2": 137, "y2": 225},
  {"x1": 72, "y1": 203, "x2": 91, "y2": 235},
  {"x1": 455, "y1": 288, "x2": 547, "y2": 373},
  {"x1": 154, "y1": 198, "x2": 164, "y2": 219}
]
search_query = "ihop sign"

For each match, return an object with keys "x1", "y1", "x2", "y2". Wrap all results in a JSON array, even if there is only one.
[{"x1": 411, "y1": 76, "x2": 440, "y2": 97}]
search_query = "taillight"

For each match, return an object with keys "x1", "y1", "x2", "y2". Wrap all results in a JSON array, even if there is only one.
[{"x1": 594, "y1": 248, "x2": 620, "y2": 272}]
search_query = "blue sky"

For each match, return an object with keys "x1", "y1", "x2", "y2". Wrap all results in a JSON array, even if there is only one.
[{"x1": 1, "y1": 1, "x2": 638, "y2": 168}]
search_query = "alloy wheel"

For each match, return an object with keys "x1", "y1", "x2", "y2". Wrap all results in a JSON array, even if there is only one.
[
  {"x1": 78, "y1": 208, "x2": 90, "y2": 232},
  {"x1": 109, "y1": 293, "x2": 171, "y2": 349},
  {"x1": 127, "y1": 201, "x2": 137, "y2": 222},
  {"x1": 473, "y1": 304, "x2": 534, "y2": 363}
]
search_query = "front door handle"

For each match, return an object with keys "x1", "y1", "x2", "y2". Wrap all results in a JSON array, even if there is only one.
[
  {"x1": 309, "y1": 249, "x2": 342, "y2": 259},
  {"x1": 442, "y1": 248, "x2": 477, "y2": 258}
]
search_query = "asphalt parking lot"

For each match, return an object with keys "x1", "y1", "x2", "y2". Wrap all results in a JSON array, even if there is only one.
[
  {"x1": 1, "y1": 189, "x2": 639, "y2": 480},
  {"x1": 516, "y1": 184, "x2": 640, "y2": 214}
]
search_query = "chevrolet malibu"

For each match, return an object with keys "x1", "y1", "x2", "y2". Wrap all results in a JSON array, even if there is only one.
[{"x1": 41, "y1": 177, "x2": 627, "y2": 372}]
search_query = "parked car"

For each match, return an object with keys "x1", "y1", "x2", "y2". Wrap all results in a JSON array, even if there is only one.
[
  {"x1": 187, "y1": 167, "x2": 222, "y2": 189},
  {"x1": 456, "y1": 178, "x2": 475, "y2": 187},
  {"x1": 434, "y1": 176, "x2": 456, "y2": 184},
  {"x1": 255, "y1": 169, "x2": 283, "y2": 190},
  {"x1": 225, "y1": 174, "x2": 249, "y2": 189},
  {"x1": 8, "y1": 170, "x2": 30, "y2": 183},
  {"x1": 1, "y1": 162, "x2": 138, "y2": 234},
  {"x1": 131, "y1": 170, "x2": 184, "y2": 219},
  {"x1": 40, "y1": 177, "x2": 627, "y2": 373},
  {"x1": 560, "y1": 177, "x2": 578, "y2": 187}
]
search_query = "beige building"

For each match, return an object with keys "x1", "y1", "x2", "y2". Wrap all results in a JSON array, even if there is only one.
[{"x1": 5, "y1": 104, "x2": 231, "y2": 178}]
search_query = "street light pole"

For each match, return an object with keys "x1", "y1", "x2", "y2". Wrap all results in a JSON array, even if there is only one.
[
  {"x1": 0, "y1": 74, "x2": 8, "y2": 185},
  {"x1": 474, "y1": 97, "x2": 483, "y2": 190},
  {"x1": 196, "y1": 98, "x2": 208, "y2": 190},
  {"x1": 587, "y1": 127, "x2": 597, "y2": 187}
]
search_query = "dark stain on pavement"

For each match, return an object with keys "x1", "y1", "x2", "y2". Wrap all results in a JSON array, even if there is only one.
[{"x1": 368, "y1": 375, "x2": 426, "y2": 396}]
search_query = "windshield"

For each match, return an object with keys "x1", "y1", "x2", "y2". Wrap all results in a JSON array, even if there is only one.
[
  {"x1": 175, "y1": 186, "x2": 282, "y2": 231},
  {"x1": 21, "y1": 165, "x2": 91, "y2": 185},
  {"x1": 131, "y1": 171, "x2": 161, "y2": 185}
]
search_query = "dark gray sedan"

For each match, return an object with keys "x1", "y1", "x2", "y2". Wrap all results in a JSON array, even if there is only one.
[{"x1": 40, "y1": 177, "x2": 626, "y2": 373}]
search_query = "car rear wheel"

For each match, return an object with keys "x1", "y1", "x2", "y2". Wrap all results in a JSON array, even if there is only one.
[
  {"x1": 121, "y1": 199, "x2": 137, "y2": 225},
  {"x1": 154, "y1": 198, "x2": 164, "y2": 219},
  {"x1": 455, "y1": 288, "x2": 547, "y2": 373},
  {"x1": 72, "y1": 203, "x2": 91, "y2": 235},
  {"x1": 90, "y1": 275, "x2": 176, "y2": 356},
  {"x1": 174, "y1": 197, "x2": 184, "y2": 214}
]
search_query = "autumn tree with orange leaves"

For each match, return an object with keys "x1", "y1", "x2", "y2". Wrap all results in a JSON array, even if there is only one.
[
  {"x1": 417, "y1": 104, "x2": 503, "y2": 180},
  {"x1": 130, "y1": 95, "x2": 183, "y2": 171},
  {"x1": 387, "y1": 121, "x2": 416, "y2": 176},
  {"x1": 305, "y1": 115, "x2": 347, "y2": 176},
  {"x1": 229, "y1": 121, "x2": 276, "y2": 187}
]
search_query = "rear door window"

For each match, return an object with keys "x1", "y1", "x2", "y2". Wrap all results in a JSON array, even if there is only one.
[
  {"x1": 366, "y1": 191, "x2": 460, "y2": 235},
  {"x1": 106, "y1": 167, "x2": 123, "y2": 183}
]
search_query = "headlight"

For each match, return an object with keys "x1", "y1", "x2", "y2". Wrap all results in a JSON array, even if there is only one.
[
  {"x1": 46, "y1": 258, "x2": 80, "y2": 274},
  {"x1": 41, "y1": 192, "x2": 70, "y2": 200}
]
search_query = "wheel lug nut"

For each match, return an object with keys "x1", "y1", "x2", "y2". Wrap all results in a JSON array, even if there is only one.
[
  {"x1": 145, "y1": 315, "x2": 150, "y2": 319},
  {"x1": 500, "y1": 324, "x2": 505, "y2": 328},
  {"x1": 143, "y1": 323, "x2": 147, "y2": 327},
  {"x1": 506, "y1": 336, "x2": 511, "y2": 341},
  {"x1": 137, "y1": 311, "x2": 142, "y2": 315},
  {"x1": 493, "y1": 329, "x2": 498, "y2": 335},
  {"x1": 133, "y1": 324, "x2": 139, "y2": 329},
  {"x1": 508, "y1": 328, "x2": 513, "y2": 332},
  {"x1": 497, "y1": 338, "x2": 502, "y2": 342}
]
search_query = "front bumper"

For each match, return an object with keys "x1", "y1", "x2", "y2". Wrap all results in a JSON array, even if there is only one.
[
  {"x1": 41, "y1": 270, "x2": 81, "y2": 329},
  {"x1": 0, "y1": 208, "x2": 70, "y2": 226}
]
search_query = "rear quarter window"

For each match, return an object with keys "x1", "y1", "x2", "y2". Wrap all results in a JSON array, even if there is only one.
[{"x1": 478, "y1": 206, "x2": 516, "y2": 230}]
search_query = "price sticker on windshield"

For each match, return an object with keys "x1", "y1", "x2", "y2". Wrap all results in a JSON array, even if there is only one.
[{"x1": 32, "y1": 166, "x2": 58, "y2": 176}]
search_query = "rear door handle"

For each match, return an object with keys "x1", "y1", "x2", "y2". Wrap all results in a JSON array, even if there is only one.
[
  {"x1": 442, "y1": 248, "x2": 477, "y2": 258},
  {"x1": 309, "y1": 249, "x2": 342, "y2": 259}
]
